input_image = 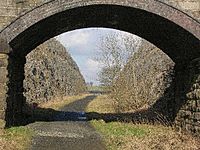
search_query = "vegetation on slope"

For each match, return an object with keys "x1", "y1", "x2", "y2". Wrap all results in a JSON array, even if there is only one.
[
  {"x1": 110, "y1": 40, "x2": 175, "y2": 112},
  {"x1": 87, "y1": 94, "x2": 200, "y2": 150}
]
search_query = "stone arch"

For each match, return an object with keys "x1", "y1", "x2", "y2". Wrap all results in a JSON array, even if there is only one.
[
  {"x1": 0, "y1": 0, "x2": 199, "y2": 62},
  {"x1": 0, "y1": 0, "x2": 199, "y2": 133}
]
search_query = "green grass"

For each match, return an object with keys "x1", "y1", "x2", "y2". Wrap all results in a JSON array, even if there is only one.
[
  {"x1": 91, "y1": 120, "x2": 147, "y2": 137},
  {"x1": 4, "y1": 126, "x2": 33, "y2": 139},
  {"x1": 87, "y1": 85, "x2": 105, "y2": 92},
  {"x1": 86, "y1": 95, "x2": 115, "y2": 113},
  {"x1": 87, "y1": 95, "x2": 200, "y2": 150},
  {"x1": 0, "y1": 126, "x2": 34, "y2": 150},
  {"x1": 90, "y1": 120, "x2": 150, "y2": 150},
  {"x1": 90, "y1": 120, "x2": 200, "y2": 150}
]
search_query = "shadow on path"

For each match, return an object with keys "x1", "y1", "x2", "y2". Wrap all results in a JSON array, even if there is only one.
[
  {"x1": 26, "y1": 95, "x2": 97, "y2": 122},
  {"x1": 27, "y1": 93, "x2": 177, "y2": 150},
  {"x1": 25, "y1": 94, "x2": 171, "y2": 126},
  {"x1": 28, "y1": 94, "x2": 106, "y2": 150}
]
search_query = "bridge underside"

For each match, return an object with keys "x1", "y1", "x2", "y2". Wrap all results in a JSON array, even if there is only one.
[{"x1": 0, "y1": 0, "x2": 199, "y2": 135}]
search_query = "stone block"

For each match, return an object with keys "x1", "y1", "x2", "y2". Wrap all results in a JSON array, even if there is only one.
[
  {"x1": 194, "y1": 112, "x2": 200, "y2": 120},
  {"x1": 197, "y1": 100, "x2": 200, "y2": 107},
  {"x1": 196, "y1": 106, "x2": 200, "y2": 112},
  {"x1": 187, "y1": 89, "x2": 200, "y2": 100},
  {"x1": 0, "y1": 55, "x2": 8, "y2": 67},
  {"x1": 191, "y1": 100, "x2": 197, "y2": 109},
  {"x1": 194, "y1": 89, "x2": 200, "y2": 99},
  {"x1": 0, "y1": 59, "x2": 8, "y2": 68},
  {"x1": 196, "y1": 74, "x2": 200, "y2": 82},
  {"x1": 0, "y1": 105, "x2": 6, "y2": 113},
  {"x1": 0, "y1": 94, "x2": 7, "y2": 110},
  {"x1": 0, "y1": 38, "x2": 11, "y2": 53},
  {"x1": 0, "y1": 83, "x2": 8, "y2": 95},
  {"x1": 0, "y1": 7, "x2": 17, "y2": 17},
  {"x1": 0, "y1": 53, "x2": 8, "y2": 59},
  {"x1": 192, "y1": 83, "x2": 200, "y2": 90},
  {"x1": 184, "y1": 100, "x2": 194, "y2": 111},
  {"x1": 186, "y1": 92, "x2": 194, "y2": 99},
  {"x1": 0, "y1": 67, "x2": 8, "y2": 83},
  {"x1": 0, "y1": 91, "x2": 7, "y2": 99},
  {"x1": 185, "y1": 123, "x2": 194, "y2": 132},
  {"x1": 194, "y1": 126, "x2": 200, "y2": 135},
  {"x1": 0, "y1": 119, "x2": 5, "y2": 129},
  {"x1": 0, "y1": 0, "x2": 8, "y2": 6},
  {"x1": 0, "y1": 16, "x2": 7, "y2": 25},
  {"x1": 178, "y1": 1, "x2": 200, "y2": 11},
  {"x1": 177, "y1": 110, "x2": 192, "y2": 119}
]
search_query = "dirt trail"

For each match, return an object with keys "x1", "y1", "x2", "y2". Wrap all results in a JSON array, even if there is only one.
[{"x1": 28, "y1": 95, "x2": 106, "y2": 150}]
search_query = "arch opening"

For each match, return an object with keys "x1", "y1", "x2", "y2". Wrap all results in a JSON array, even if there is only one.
[{"x1": 0, "y1": 1, "x2": 199, "y2": 135}]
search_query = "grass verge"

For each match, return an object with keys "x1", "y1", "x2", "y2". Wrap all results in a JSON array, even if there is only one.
[
  {"x1": 87, "y1": 95, "x2": 200, "y2": 150},
  {"x1": 86, "y1": 94, "x2": 115, "y2": 113},
  {"x1": 0, "y1": 126, "x2": 34, "y2": 150},
  {"x1": 90, "y1": 120, "x2": 200, "y2": 150}
]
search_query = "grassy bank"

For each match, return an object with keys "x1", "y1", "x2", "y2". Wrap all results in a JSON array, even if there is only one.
[
  {"x1": 86, "y1": 94, "x2": 200, "y2": 150},
  {"x1": 90, "y1": 120, "x2": 199, "y2": 150},
  {"x1": 86, "y1": 94, "x2": 115, "y2": 113},
  {"x1": 0, "y1": 125, "x2": 34, "y2": 150}
]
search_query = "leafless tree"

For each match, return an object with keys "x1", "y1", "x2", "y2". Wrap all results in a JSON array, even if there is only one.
[{"x1": 96, "y1": 31, "x2": 141, "y2": 86}]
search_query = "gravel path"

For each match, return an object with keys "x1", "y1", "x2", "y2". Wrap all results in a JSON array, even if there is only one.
[{"x1": 28, "y1": 95, "x2": 106, "y2": 150}]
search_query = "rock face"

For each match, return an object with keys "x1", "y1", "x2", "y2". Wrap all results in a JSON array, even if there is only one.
[
  {"x1": 24, "y1": 38, "x2": 86, "y2": 104},
  {"x1": 111, "y1": 40, "x2": 175, "y2": 113}
]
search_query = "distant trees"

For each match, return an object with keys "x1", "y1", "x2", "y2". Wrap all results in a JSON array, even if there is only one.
[
  {"x1": 96, "y1": 32, "x2": 141, "y2": 87},
  {"x1": 96, "y1": 33, "x2": 175, "y2": 113},
  {"x1": 98, "y1": 66, "x2": 121, "y2": 87},
  {"x1": 87, "y1": 82, "x2": 93, "y2": 87}
]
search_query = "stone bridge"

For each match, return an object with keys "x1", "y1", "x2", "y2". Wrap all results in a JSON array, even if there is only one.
[{"x1": 0, "y1": 0, "x2": 199, "y2": 135}]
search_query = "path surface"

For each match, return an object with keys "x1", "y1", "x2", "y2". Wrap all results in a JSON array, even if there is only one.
[{"x1": 28, "y1": 95, "x2": 106, "y2": 150}]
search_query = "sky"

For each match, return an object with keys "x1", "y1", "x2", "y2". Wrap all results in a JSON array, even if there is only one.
[{"x1": 56, "y1": 28, "x2": 141, "y2": 85}]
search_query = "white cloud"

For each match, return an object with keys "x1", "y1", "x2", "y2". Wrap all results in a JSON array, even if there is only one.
[
  {"x1": 55, "y1": 28, "x2": 142, "y2": 85},
  {"x1": 79, "y1": 58, "x2": 102, "y2": 84},
  {"x1": 56, "y1": 30, "x2": 91, "y2": 52},
  {"x1": 86, "y1": 59, "x2": 100, "y2": 70},
  {"x1": 56, "y1": 29, "x2": 101, "y2": 57}
]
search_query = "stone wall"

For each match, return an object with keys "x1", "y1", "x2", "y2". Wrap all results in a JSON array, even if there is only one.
[
  {"x1": 0, "y1": 0, "x2": 54, "y2": 31},
  {"x1": 24, "y1": 38, "x2": 86, "y2": 104},
  {"x1": 175, "y1": 58, "x2": 200, "y2": 136},
  {"x1": 160, "y1": 0, "x2": 200, "y2": 21},
  {"x1": 0, "y1": 54, "x2": 8, "y2": 121},
  {"x1": 160, "y1": 0, "x2": 200, "y2": 136}
]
